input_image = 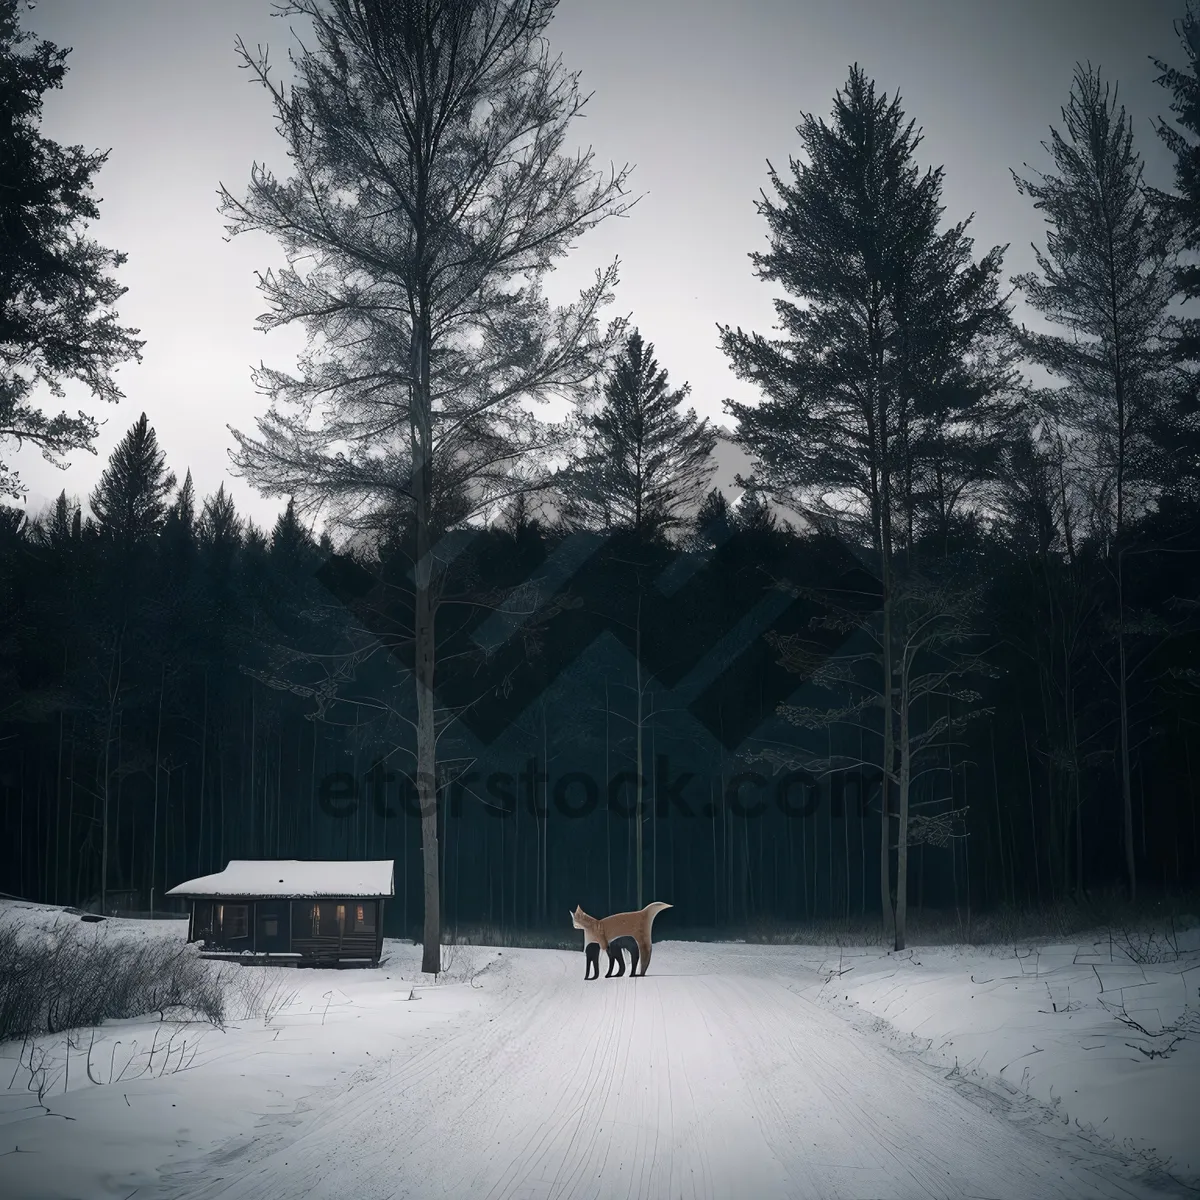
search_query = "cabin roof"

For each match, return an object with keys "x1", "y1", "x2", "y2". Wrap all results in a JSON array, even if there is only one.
[{"x1": 166, "y1": 859, "x2": 394, "y2": 899}]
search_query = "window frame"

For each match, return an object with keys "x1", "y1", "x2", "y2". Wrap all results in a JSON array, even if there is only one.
[{"x1": 220, "y1": 903, "x2": 249, "y2": 939}]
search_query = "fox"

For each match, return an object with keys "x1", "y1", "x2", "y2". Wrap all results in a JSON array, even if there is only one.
[
  {"x1": 571, "y1": 902, "x2": 672, "y2": 979},
  {"x1": 584, "y1": 934, "x2": 640, "y2": 980}
]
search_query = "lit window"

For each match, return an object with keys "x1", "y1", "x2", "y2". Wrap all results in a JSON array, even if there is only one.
[
  {"x1": 336, "y1": 904, "x2": 346, "y2": 933},
  {"x1": 311, "y1": 903, "x2": 320, "y2": 936}
]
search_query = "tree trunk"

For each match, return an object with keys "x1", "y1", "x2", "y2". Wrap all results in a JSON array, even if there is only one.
[
  {"x1": 989, "y1": 724, "x2": 1007, "y2": 907},
  {"x1": 100, "y1": 628, "x2": 125, "y2": 915},
  {"x1": 651, "y1": 691, "x2": 659, "y2": 905},
  {"x1": 66, "y1": 719, "x2": 75, "y2": 907},
  {"x1": 277, "y1": 724, "x2": 284, "y2": 857},
  {"x1": 310, "y1": 717, "x2": 318, "y2": 857},
  {"x1": 164, "y1": 766, "x2": 173, "y2": 904},
  {"x1": 54, "y1": 653, "x2": 66, "y2": 904},
  {"x1": 606, "y1": 681, "x2": 612, "y2": 912},
  {"x1": 152, "y1": 664, "x2": 164, "y2": 916},
  {"x1": 826, "y1": 728, "x2": 834, "y2": 918},
  {"x1": 843, "y1": 770, "x2": 851, "y2": 921},
  {"x1": 543, "y1": 701, "x2": 550, "y2": 923},
  {"x1": 895, "y1": 650, "x2": 911, "y2": 952},
  {"x1": 1019, "y1": 708, "x2": 1042, "y2": 906},
  {"x1": 220, "y1": 733, "x2": 227, "y2": 869},
  {"x1": 708, "y1": 780, "x2": 717, "y2": 926},
  {"x1": 1117, "y1": 558, "x2": 1136, "y2": 902},
  {"x1": 635, "y1": 590, "x2": 644, "y2": 910},
  {"x1": 198, "y1": 669, "x2": 208, "y2": 877},
  {"x1": 1075, "y1": 775, "x2": 1084, "y2": 898},
  {"x1": 880, "y1": 576, "x2": 895, "y2": 935},
  {"x1": 412, "y1": 322, "x2": 442, "y2": 975},
  {"x1": 249, "y1": 684, "x2": 257, "y2": 856}
]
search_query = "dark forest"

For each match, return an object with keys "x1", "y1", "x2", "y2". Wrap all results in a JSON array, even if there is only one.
[{"x1": 3, "y1": 0, "x2": 1200, "y2": 959}]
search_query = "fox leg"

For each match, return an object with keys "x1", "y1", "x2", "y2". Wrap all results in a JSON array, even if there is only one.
[
  {"x1": 636, "y1": 938, "x2": 651, "y2": 976},
  {"x1": 627, "y1": 938, "x2": 639, "y2": 978},
  {"x1": 585, "y1": 941, "x2": 599, "y2": 980},
  {"x1": 605, "y1": 946, "x2": 625, "y2": 977}
]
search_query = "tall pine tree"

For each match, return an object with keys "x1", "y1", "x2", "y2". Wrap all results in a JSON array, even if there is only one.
[
  {"x1": 689, "y1": 487, "x2": 734, "y2": 551},
  {"x1": 1149, "y1": 5, "x2": 1200, "y2": 493},
  {"x1": 720, "y1": 66, "x2": 1014, "y2": 948},
  {"x1": 561, "y1": 330, "x2": 716, "y2": 540},
  {"x1": 1011, "y1": 63, "x2": 1178, "y2": 901},
  {"x1": 0, "y1": 0, "x2": 144, "y2": 499},
  {"x1": 88, "y1": 413, "x2": 176, "y2": 554}
]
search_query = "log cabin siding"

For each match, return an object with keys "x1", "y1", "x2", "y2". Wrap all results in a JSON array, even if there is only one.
[{"x1": 184, "y1": 895, "x2": 385, "y2": 964}]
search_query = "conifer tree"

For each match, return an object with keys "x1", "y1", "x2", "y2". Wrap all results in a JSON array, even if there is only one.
[
  {"x1": 1012, "y1": 63, "x2": 1178, "y2": 901},
  {"x1": 0, "y1": 0, "x2": 144, "y2": 500},
  {"x1": 270, "y1": 497, "x2": 312, "y2": 561},
  {"x1": 88, "y1": 413, "x2": 176, "y2": 553},
  {"x1": 44, "y1": 489, "x2": 77, "y2": 549},
  {"x1": 734, "y1": 482, "x2": 778, "y2": 535},
  {"x1": 562, "y1": 330, "x2": 716, "y2": 540},
  {"x1": 1012, "y1": 64, "x2": 1177, "y2": 540},
  {"x1": 198, "y1": 484, "x2": 242, "y2": 572},
  {"x1": 1150, "y1": 7, "x2": 1200, "y2": 290},
  {"x1": 1149, "y1": 6, "x2": 1200, "y2": 491},
  {"x1": 721, "y1": 66, "x2": 1013, "y2": 947},
  {"x1": 161, "y1": 469, "x2": 197, "y2": 573},
  {"x1": 172, "y1": 469, "x2": 196, "y2": 532},
  {"x1": 690, "y1": 487, "x2": 733, "y2": 551},
  {"x1": 500, "y1": 490, "x2": 542, "y2": 543}
]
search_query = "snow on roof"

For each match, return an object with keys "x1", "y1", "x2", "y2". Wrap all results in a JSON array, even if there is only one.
[{"x1": 166, "y1": 860, "x2": 394, "y2": 899}]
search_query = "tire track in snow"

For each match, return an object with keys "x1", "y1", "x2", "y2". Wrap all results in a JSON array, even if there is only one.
[{"x1": 155, "y1": 947, "x2": 1190, "y2": 1200}]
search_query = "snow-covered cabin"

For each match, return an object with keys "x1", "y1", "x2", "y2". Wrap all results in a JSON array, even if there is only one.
[{"x1": 167, "y1": 859, "x2": 394, "y2": 967}]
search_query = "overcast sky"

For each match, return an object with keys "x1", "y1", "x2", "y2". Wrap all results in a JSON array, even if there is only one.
[{"x1": 10, "y1": 0, "x2": 1186, "y2": 534}]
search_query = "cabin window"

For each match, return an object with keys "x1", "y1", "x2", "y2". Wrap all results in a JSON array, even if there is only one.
[
  {"x1": 310, "y1": 902, "x2": 338, "y2": 937},
  {"x1": 336, "y1": 904, "x2": 346, "y2": 934},
  {"x1": 354, "y1": 903, "x2": 376, "y2": 933},
  {"x1": 216, "y1": 904, "x2": 248, "y2": 938},
  {"x1": 262, "y1": 917, "x2": 279, "y2": 937},
  {"x1": 194, "y1": 902, "x2": 213, "y2": 938}
]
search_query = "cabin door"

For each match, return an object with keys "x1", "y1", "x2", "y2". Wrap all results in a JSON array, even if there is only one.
[{"x1": 255, "y1": 901, "x2": 290, "y2": 953}]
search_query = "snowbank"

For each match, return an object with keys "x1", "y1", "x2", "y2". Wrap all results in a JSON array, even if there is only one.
[
  {"x1": 789, "y1": 924, "x2": 1200, "y2": 1184},
  {"x1": 2, "y1": 899, "x2": 1197, "y2": 1198},
  {"x1": 0, "y1": 901, "x2": 497, "y2": 1200}
]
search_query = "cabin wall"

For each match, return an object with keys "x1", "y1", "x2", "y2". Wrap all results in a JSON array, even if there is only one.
[
  {"x1": 188, "y1": 896, "x2": 385, "y2": 961},
  {"x1": 290, "y1": 899, "x2": 379, "y2": 960},
  {"x1": 190, "y1": 899, "x2": 252, "y2": 949}
]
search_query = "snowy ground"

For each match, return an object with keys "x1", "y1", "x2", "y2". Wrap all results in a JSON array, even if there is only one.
[{"x1": 1, "y1": 901, "x2": 1197, "y2": 1199}]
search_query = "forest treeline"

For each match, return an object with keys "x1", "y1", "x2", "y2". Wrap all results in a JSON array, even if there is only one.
[{"x1": 2, "y1": 0, "x2": 1200, "y2": 953}]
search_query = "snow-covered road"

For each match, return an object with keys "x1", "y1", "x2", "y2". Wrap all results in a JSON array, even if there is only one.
[{"x1": 155, "y1": 945, "x2": 1183, "y2": 1200}]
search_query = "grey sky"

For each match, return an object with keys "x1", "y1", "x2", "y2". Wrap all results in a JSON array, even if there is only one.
[{"x1": 11, "y1": 0, "x2": 1186, "y2": 534}]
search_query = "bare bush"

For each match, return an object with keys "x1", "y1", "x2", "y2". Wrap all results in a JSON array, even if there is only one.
[
  {"x1": 226, "y1": 970, "x2": 299, "y2": 1025},
  {"x1": 0, "y1": 917, "x2": 226, "y2": 1043},
  {"x1": 440, "y1": 938, "x2": 482, "y2": 986}
]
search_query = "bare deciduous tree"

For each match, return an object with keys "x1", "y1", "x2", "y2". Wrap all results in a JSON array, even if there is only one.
[{"x1": 219, "y1": 0, "x2": 635, "y2": 972}]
